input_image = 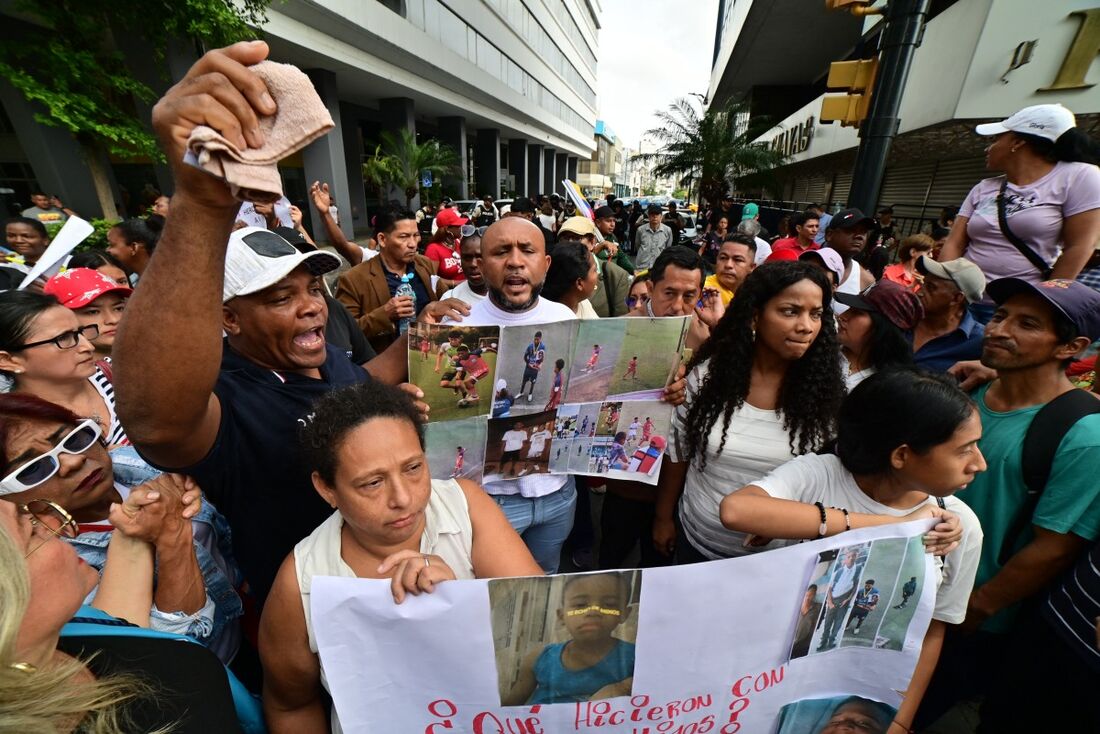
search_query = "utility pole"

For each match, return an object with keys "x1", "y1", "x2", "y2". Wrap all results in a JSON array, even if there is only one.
[{"x1": 845, "y1": 0, "x2": 930, "y2": 214}]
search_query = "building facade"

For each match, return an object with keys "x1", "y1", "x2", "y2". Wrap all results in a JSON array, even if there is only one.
[
  {"x1": 577, "y1": 119, "x2": 623, "y2": 197},
  {"x1": 0, "y1": 0, "x2": 602, "y2": 236},
  {"x1": 709, "y1": 0, "x2": 1100, "y2": 230}
]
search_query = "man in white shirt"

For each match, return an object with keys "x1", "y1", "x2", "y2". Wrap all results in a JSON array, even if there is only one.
[
  {"x1": 522, "y1": 424, "x2": 552, "y2": 476},
  {"x1": 439, "y1": 233, "x2": 487, "y2": 306},
  {"x1": 500, "y1": 423, "x2": 529, "y2": 478},
  {"x1": 819, "y1": 549, "x2": 864, "y2": 651},
  {"x1": 450, "y1": 217, "x2": 576, "y2": 572}
]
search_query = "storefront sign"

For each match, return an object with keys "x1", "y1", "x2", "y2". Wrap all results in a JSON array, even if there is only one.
[{"x1": 770, "y1": 116, "x2": 815, "y2": 156}]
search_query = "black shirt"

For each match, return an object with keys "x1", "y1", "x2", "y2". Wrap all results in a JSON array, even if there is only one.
[
  {"x1": 150, "y1": 341, "x2": 370, "y2": 603},
  {"x1": 325, "y1": 294, "x2": 375, "y2": 364},
  {"x1": 383, "y1": 264, "x2": 431, "y2": 317}
]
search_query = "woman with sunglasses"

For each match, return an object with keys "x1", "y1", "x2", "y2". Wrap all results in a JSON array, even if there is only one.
[
  {"x1": 425, "y1": 207, "x2": 469, "y2": 282},
  {"x1": 0, "y1": 500, "x2": 262, "y2": 732},
  {"x1": 0, "y1": 393, "x2": 243, "y2": 662},
  {"x1": 0, "y1": 290, "x2": 128, "y2": 446}
]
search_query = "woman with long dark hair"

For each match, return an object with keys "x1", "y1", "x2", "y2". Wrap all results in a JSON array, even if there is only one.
[
  {"x1": 542, "y1": 242, "x2": 599, "y2": 319},
  {"x1": 720, "y1": 369, "x2": 982, "y2": 733},
  {"x1": 835, "y1": 279, "x2": 922, "y2": 390},
  {"x1": 940, "y1": 104, "x2": 1100, "y2": 322},
  {"x1": 653, "y1": 261, "x2": 845, "y2": 562}
]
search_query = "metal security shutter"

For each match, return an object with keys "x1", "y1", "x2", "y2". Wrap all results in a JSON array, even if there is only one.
[
  {"x1": 927, "y1": 157, "x2": 985, "y2": 212},
  {"x1": 832, "y1": 170, "x2": 853, "y2": 206},
  {"x1": 877, "y1": 162, "x2": 936, "y2": 218},
  {"x1": 791, "y1": 176, "x2": 810, "y2": 203},
  {"x1": 805, "y1": 174, "x2": 829, "y2": 204}
]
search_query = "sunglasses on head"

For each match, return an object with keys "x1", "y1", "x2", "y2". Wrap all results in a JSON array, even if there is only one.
[
  {"x1": 0, "y1": 419, "x2": 103, "y2": 496},
  {"x1": 460, "y1": 225, "x2": 490, "y2": 238},
  {"x1": 241, "y1": 230, "x2": 297, "y2": 258}
]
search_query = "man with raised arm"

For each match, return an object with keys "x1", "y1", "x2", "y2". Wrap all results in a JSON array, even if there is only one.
[{"x1": 113, "y1": 41, "x2": 464, "y2": 603}]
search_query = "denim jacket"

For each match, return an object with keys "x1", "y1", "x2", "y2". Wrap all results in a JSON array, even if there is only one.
[{"x1": 68, "y1": 446, "x2": 244, "y2": 663}]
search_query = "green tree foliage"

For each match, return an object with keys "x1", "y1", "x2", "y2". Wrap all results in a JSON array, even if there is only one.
[
  {"x1": 0, "y1": 0, "x2": 270, "y2": 216},
  {"x1": 378, "y1": 128, "x2": 461, "y2": 208},
  {"x1": 633, "y1": 97, "x2": 785, "y2": 205}
]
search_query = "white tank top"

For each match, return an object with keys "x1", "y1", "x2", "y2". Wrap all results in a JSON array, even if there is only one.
[
  {"x1": 833, "y1": 260, "x2": 863, "y2": 315},
  {"x1": 293, "y1": 478, "x2": 476, "y2": 732}
]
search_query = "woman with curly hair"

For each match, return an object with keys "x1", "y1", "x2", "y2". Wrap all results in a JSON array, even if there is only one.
[{"x1": 653, "y1": 261, "x2": 845, "y2": 563}]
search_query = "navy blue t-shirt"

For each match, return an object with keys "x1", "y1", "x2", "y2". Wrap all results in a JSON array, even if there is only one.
[
  {"x1": 150, "y1": 341, "x2": 369, "y2": 604},
  {"x1": 383, "y1": 265, "x2": 431, "y2": 317}
]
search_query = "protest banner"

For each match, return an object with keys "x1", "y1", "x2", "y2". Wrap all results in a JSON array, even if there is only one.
[
  {"x1": 311, "y1": 521, "x2": 936, "y2": 733},
  {"x1": 235, "y1": 196, "x2": 293, "y2": 228},
  {"x1": 409, "y1": 317, "x2": 688, "y2": 485}
]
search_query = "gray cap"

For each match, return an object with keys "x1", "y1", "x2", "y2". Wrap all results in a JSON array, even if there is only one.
[{"x1": 916, "y1": 256, "x2": 986, "y2": 304}]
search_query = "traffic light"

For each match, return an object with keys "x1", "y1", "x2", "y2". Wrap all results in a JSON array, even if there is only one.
[{"x1": 820, "y1": 58, "x2": 879, "y2": 127}]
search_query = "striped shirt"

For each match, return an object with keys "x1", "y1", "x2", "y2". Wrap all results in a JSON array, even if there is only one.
[
  {"x1": 88, "y1": 365, "x2": 129, "y2": 446},
  {"x1": 1044, "y1": 542, "x2": 1100, "y2": 672}
]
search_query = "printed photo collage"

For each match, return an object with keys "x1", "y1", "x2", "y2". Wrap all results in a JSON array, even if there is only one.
[{"x1": 409, "y1": 316, "x2": 690, "y2": 486}]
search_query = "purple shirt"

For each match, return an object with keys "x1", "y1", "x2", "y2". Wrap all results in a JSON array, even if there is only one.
[{"x1": 960, "y1": 161, "x2": 1100, "y2": 302}]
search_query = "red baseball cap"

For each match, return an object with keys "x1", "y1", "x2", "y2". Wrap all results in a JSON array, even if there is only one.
[
  {"x1": 44, "y1": 267, "x2": 133, "y2": 309},
  {"x1": 835, "y1": 279, "x2": 924, "y2": 331},
  {"x1": 434, "y1": 207, "x2": 469, "y2": 228},
  {"x1": 765, "y1": 249, "x2": 800, "y2": 263}
]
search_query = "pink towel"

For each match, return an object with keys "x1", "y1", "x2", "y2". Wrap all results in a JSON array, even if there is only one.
[{"x1": 185, "y1": 61, "x2": 334, "y2": 203}]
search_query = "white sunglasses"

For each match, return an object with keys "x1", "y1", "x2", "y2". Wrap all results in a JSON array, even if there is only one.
[{"x1": 0, "y1": 419, "x2": 103, "y2": 496}]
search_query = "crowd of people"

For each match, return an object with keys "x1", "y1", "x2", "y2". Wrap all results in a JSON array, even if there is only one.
[{"x1": 0, "y1": 41, "x2": 1099, "y2": 734}]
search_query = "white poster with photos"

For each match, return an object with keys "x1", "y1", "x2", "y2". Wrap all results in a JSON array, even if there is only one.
[
  {"x1": 312, "y1": 521, "x2": 938, "y2": 733},
  {"x1": 409, "y1": 316, "x2": 689, "y2": 485}
]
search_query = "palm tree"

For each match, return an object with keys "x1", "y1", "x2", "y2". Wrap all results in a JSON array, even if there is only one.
[
  {"x1": 361, "y1": 144, "x2": 396, "y2": 205},
  {"x1": 633, "y1": 97, "x2": 786, "y2": 206},
  {"x1": 378, "y1": 128, "x2": 462, "y2": 209}
]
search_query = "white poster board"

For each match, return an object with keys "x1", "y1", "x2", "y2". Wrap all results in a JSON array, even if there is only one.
[
  {"x1": 18, "y1": 216, "x2": 94, "y2": 289},
  {"x1": 312, "y1": 521, "x2": 937, "y2": 733}
]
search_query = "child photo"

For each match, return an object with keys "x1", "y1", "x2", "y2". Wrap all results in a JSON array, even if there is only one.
[
  {"x1": 488, "y1": 571, "x2": 641, "y2": 706},
  {"x1": 607, "y1": 316, "x2": 690, "y2": 400},
  {"x1": 564, "y1": 319, "x2": 627, "y2": 403},
  {"x1": 483, "y1": 409, "x2": 558, "y2": 482},
  {"x1": 602, "y1": 401, "x2": 674, "y2": 483},
  {"x1": 774, "y1": 695, "x2": 897, "y2": 734},
  {"x1": 408, "y1": 323, "x2": 499, "y2": 422},
  {"x1": 424, "y1": 418, "x2": 487, "y2": 482},
  {"x1": 495, "y1": 321, "x2": 576, "y2": 414},
  {"x1": 858, "y1": 536, "x2": 927, "y2": 652}
]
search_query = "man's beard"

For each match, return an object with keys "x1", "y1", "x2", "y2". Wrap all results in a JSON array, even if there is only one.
[{"x1": 488, "y1": 282, "x2": 544, "y2": 312}]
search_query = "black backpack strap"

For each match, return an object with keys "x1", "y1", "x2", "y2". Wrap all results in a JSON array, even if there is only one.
[
  {"x1": 936, "y1": 497, "x2": 946, "y2": 509},
  {"x1": 996, "y1": 179, "x2": 1053, "y2": 279},
  {"x1": 998, "y1": 389, "x2": 1100, "y2": 565}
]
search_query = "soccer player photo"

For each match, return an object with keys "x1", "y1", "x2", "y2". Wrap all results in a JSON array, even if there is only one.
[
  {"x1": 483, "y1": 409, "x2": 559, "y2": 481},
  {"x1": 423, "y1": 418, "x2": 488, "y2": 482},
  {"x1": 495, "y1": 321, "x2": 575, "y2": 415},
  {"x1": 408, "y1": 323, "x2": 499, "y2": 422}
]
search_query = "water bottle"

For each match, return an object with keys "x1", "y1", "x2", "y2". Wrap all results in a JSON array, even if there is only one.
[{"x1": 396, "y1": 273, "x2": 416, "y2": 335}]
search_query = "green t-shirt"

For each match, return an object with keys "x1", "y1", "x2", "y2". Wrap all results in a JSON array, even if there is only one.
[{"x1": 964, "y1": 383, "x2": 1100, "y2": 633}]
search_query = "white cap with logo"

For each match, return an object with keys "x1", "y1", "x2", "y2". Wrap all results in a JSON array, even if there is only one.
[
  {"x1": 223, "y1": 226, "x2": 340, "y2": 302},
  {"x1": 975, "y1": 104, "x2": 1076, "y2": 143}
]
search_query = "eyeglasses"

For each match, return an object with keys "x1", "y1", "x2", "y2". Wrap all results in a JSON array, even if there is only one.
[
  {"x1": 14, "y1": 324, "x2": 99, "y2": 352},
  {"x1": 625, "y1": 294, "x2": 650, "y2": 309},
  {"x1": 0, "y1": 419, "x2": 103, "y2": 495},
  {"x1": 18, "y1": 499, "x2": 78, "y2": 558},
  {"x1": 459, "y1": 224, "x2": 490, "y2": 238}
]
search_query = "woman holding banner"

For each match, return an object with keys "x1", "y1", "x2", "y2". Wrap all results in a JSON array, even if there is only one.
[
  {"x1": 719, "y1": 368, "x2": 981, "y2": 734},
  {"x1": 653, "y1": 261, "x2": 846, "y2": 563},
  {"x1": 259, "y1": 381, "x2": 542, "y2": 732}
]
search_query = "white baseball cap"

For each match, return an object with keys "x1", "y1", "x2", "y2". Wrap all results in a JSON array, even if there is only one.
[
  {"x1": 975, "y1": 104, "x2": 1076, "y2": 143},
  {"x1": 223, "y1": 227, "x2": 340, "y2": 302}
]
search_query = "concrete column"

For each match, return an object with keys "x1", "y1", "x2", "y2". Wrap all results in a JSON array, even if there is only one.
[
  {"x1": 0, "y1": 81, "x2": 119, "y2": 218},
  {"x1": 508, "y1": 139, "x2": 527, "y2": 197},
  {"x1": 543, "y1": 148, "x2": 557, "y2": 196},
  {"x1": 526, "y1": 143, "x2": 544, "y2": 198},
  {"x1": 340, "y1": 104, "x2": 368, "y2": 234},
  {"x1": 555, "y1": 152, "x2": 568, "y2": 193},
  {"x1": 303, "y1": 69, "x2": 353, "y2": 241},
  {"x1": 438, "y1": 116, "x2": 468, "y2": 199},
  {"x1": 567, "y1": 156, "x2": 579, "y2": 184},
  {"x1": 474, "y1": 128, "x2": 501, "y2": 199},
  {"x1": 380, "y1": 97, "x2": 418, "y2": 209}
]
